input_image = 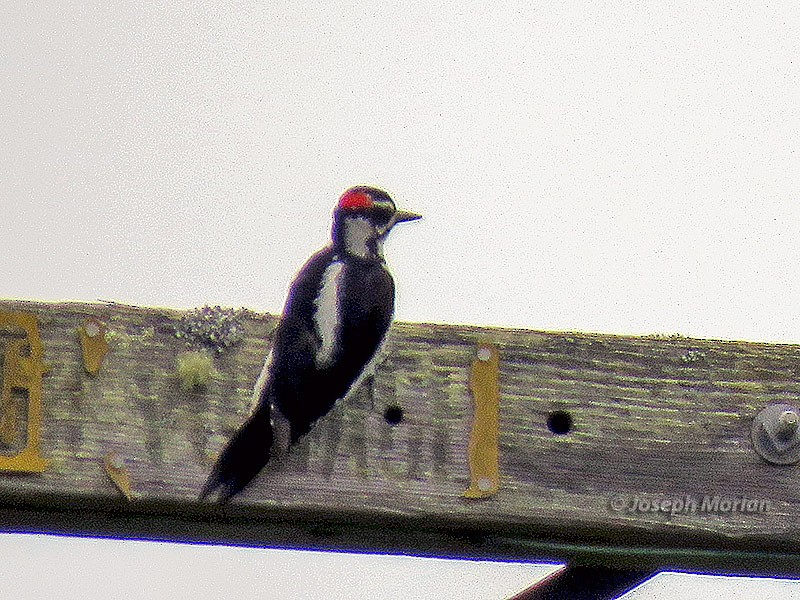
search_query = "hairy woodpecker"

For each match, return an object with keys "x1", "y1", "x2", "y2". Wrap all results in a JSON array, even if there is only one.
[{"x1": 200, "y1": 186, "x2": 421, "y2": 502}]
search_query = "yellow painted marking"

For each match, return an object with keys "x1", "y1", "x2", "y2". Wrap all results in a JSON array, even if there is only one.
[
  {"x1": 103, "y1": 452, "x2": 134, "y2": 501},
  {"x1": 0, "y1": 311, "x2": 49, "y2": 473},
  {"x1": 78, "y1": 317, "x2": 110, "y2": 376},
  {"x1": 463, "y1": 342, "x2": 500, "y2": 498},
  {"x1": 0, "y1": 338, "x2": 27, "y2": 445}
]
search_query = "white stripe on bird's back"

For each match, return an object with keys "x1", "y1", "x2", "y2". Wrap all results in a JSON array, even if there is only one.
[{"x1": 313, "y1": 260, "x2": 344, "y2": 368}]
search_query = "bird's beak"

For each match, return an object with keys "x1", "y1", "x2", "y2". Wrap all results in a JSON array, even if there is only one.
[
  {"x1": 379, "y1": 208, "x2": 422, "y2": 238},
  {"x1": 392, "y1": 210, "x2": 422, "y2": 225}
]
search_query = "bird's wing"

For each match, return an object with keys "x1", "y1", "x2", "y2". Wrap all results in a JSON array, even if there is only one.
[
  {"x1": 200, "y1": 248, "x2": 334, "y2": 502},
  {"x1": 274, "y1": 255, "x2": 395, "y2": 443},
  {"x1": 264, "y1": 248, "x2": 340, "y2": 435}
]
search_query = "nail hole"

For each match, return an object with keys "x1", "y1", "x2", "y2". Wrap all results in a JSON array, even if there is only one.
[
  {"x1": 383, "y1": 406, "x2": 404, "y2": 425},
  {"x1": 547, "y1": 410, "x2": 572, "y2": 435}
]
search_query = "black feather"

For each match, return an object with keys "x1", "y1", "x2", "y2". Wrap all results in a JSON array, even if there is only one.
[
  {"x1": 200, "y1": 247, "x2": 395, "y2": 502},
  {"x1": 199, "y1": 407, "x2": 273, "y2": 503}
]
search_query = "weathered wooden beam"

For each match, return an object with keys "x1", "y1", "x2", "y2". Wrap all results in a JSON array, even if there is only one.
[{"x1": 2, "y1": 299, "x2": 800, "y2": 576}]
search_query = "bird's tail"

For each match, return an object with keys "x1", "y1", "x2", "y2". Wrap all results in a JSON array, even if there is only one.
[{"x1": 199, "y1": 405, "x2": 273, "y2": 503}]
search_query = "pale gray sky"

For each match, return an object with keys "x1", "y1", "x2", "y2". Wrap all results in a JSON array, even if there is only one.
[{"x1": 2, "y1": 1, "x2": 800, "y2": 598}]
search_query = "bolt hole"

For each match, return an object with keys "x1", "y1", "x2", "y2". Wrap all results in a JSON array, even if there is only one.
[
  {"x1": 383, "y1": 406, "x2": 404, "y2": 425},
  {"x1": 547, "y1": 410, "x2": 572, "y2": 435}
]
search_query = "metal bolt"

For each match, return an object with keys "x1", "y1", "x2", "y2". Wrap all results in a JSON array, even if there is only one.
[{"x1": 752, "y1": 403, "x2": 800, "y2": 465}]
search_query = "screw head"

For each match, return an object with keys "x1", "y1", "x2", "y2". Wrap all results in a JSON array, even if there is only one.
[
  {"x1": 109, "y1": 453, "x2": 125, "y2": 470},
  {"x1": 84, "y1": 319, "x2": 102, "y2": 338},
  {"x1": 477, "y1": 347, "x2": 492, "y2": 362}
]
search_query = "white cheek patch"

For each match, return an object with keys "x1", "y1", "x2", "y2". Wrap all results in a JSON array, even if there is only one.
[
  {"x1": 344, "y1": 216, "x2": 374, "y2": 259},
  {"x1": 313, "y1": 260, "x2": 344, "y2": 367}
]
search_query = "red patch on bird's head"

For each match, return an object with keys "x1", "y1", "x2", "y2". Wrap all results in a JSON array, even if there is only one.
[{"x1": 338, "y1": 189, "x2": 373, "y2": 211}]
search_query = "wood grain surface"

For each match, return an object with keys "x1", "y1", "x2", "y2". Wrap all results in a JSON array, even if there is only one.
[{"x1": 1, "y1": 299, "x2": 799, "y2": 575}]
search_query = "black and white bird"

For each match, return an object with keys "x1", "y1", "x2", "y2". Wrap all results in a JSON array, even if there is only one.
[{"x1": 200, "y1": 186, "x2": 421, "y2": 502}]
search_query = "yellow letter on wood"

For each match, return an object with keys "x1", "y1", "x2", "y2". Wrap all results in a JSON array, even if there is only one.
[{"x1": 0, "y1": 311, "x2": 49, "y2": 473}]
